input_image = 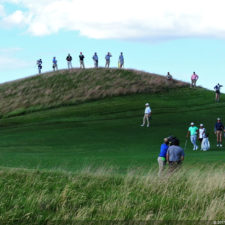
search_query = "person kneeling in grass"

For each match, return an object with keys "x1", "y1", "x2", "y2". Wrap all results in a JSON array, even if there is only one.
[{"x1": 157, "y1": 138, "x2": 169, "y2": 176}]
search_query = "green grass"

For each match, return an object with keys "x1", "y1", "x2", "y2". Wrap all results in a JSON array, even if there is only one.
[{"x1": 0, "y1": 87, "x2": 224, "y2": 172}]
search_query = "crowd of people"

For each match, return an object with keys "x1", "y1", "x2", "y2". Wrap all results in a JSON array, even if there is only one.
[{"x1": 36, "y1": 52, "x2": 125, "y2": 74}]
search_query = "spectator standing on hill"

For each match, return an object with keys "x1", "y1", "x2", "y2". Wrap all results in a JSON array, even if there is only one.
[
  {"x1": 37, "y1": 59, "x2": 42, "y2": 74},
  {"x1": 158, "y1": 138, "x2": 169, "y2": 176},
  {"x1": 190, "y1": 72, "x2": 199, "y2": 88},
  {"x1": 166, "y1": 72, "x2": 172, "y2": 80},
  {"x1": 166, "y1": 137, "x2": 185, "y2": 172},
  {"x1": 187, "y1": 122, "x2": 199, "y2": 150},
  {"x1": 198, "y1": 124, "x2": 206, "y2": 146},
  {"x1": 105, "y1": 52, "x2": 112, "y2": 68},
  {"x1": 140, "y1": 103, "x2": 151, "y2": 128},
  {"x1": 93, "y1": 52, "x2": 98, "y2": 68},
  {"x1": 215, "y1": 118, "x2": 224, "y2": 147},
  {"x1": 66, "y1": 54, "x2": 72, "y2": 69},
  {"x1": 214, "y1": 83, "x2": 223, "y2": 102},
  {"x1": 79, "y1": 52, "x2": 85, "y2": 69},
  {"x1": 52, "y1": 57, "x2": 58, "y2": 71},
  {"x1": 118, "y1": 52, "x2": 124, "y2": 68}
]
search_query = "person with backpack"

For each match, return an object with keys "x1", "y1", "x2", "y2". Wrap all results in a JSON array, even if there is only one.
[
  {"x1": 118, "y1": 52, "x2": 124, "y2": 68},
  {"x1": 140, "y1": 103, "x2": 151, "y2": 128},
  {"x1": 214, "y1": 83, "x2": 223, "y2": 102},
  {"x1": 52, "y1": 57, "x2": 58, "y2": 71},
  {"x1": 158, "y1": 137, "x2": 169, "y2": 176},
  {"x1": 105, "y1": 52, "x2": 112, "y2": 68},
  {"x1": 37, "y1": 59, "x2": 42, "y2": 74},
  {"x1": 187, "y1": 122, "x2": 199, "y2": 150},
  {"x1": 79, "y1": 52, "x2": 85, "y2": 69},
  {"x1": 66, "y1": 54, "x2": 72, "y2": 69},
  {"x1": 190, "y1": 72, "x2": 199, "y2": 88},
  {"x1": 214, "y1": 118, "x2": 224, "y2": 147},
  {"x1": 92, "y1": 52, "x2": 98, "y2": 68}
]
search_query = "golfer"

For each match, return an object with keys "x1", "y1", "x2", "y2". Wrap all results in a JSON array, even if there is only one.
[
  {"x1": 198, "y1": 124, "x2": 206, "y2": 146},
  {"x1": 166, "y1": 137, "x2": 184, "y2": 172},
  {"x1": 214, "y1": 83, "x2": 223, "y2": 102},
  {"x1": 141, "y1": 103, "x2": 151, "y2": 127},
  {"x1": 190, "y1": 72, "x2": 199, "y2": 88},
  {"x1": 187, "y1": 122, "x2": 199, "y2": 150},
  {"x1": 158, "y1": 138, "x2": 169, "y2": 176},
  {"x1": 215, "y1": 118, "x2": 224, "y2": 147}
]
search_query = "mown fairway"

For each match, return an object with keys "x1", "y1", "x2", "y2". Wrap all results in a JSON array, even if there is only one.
[{"x1": 0, "y1": 87, "x2": 224, "y2": 173}]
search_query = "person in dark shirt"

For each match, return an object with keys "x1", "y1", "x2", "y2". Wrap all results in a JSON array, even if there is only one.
[
  {"x1": 66, "y1": 54, "x2": 72, "y2": 69},
  {"x1": 214, "y1": 118, "x2": 224, "y2": 147},
  {"x1": 214, "y1": 83, "x2": 223, "y2": 102},
  {"x1": 158, "y1": 138, "x2": 169, "y2": 176},
  {"x1": 79, "y1": 52, "x2": 85, "y2": 69}
]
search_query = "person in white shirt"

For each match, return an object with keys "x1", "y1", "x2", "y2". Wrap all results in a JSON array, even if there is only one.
[
  {"x1": 141, "y1": 103, "x2": 151, "y2": 127},
  {"x1": 201, "y1": 133, "x2": 210, "y2": 151},
  {"x1": 198, "y1": 124, "x2": 206, "y2": 148}
]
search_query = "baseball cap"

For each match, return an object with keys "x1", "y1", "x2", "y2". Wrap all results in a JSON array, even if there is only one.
[
  {"x1": 200, "y1": 124, "x2": 203, "y2": 126},
  {"x1": 145, "y1": 103, "x2": 149, "y2": 106},
  {"x1": 190, "y1": 122, "x2": 194, "y2": 125},
  {"x1": 217, "y1": 118, "x2": 221, "y2": 121}
]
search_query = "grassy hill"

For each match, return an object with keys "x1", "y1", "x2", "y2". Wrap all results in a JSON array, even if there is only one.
[
  {"x1": 0, "y1": 68, "x2": 187, "y2": 117},
  {"x1": 0, "y1": 68, "x2": 224, "y2": 223}
]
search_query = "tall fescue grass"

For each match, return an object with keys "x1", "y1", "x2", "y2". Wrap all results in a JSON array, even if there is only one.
[
  {"x1": 0, "y1": 68, "x2": 188, "y2": 117},
  {"x1": 0, "y1": 166, "x2": 224, "y2": 224}
]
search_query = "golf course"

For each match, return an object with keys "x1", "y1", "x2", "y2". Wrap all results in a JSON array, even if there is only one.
[{"x1": 0, "y1": 68, "x2": 224, "y2": 224}]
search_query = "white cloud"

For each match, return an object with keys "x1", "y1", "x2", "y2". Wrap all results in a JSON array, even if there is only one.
[{"x1": 1, "y1": 0, "x2": 225, "y2": 40}]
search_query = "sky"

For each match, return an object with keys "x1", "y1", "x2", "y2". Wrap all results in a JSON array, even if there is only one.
[{"x1": 0, "y1": 0, "x2": 225, "y2": 91}]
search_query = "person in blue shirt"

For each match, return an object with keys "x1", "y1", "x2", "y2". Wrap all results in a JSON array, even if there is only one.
[
  {"x1": 52, "y1": 57, "x2": 58, "y2": 71},
  {"x1": 118, "y1": 52, "x2": 124, "y2": 68},
  {"x1": 158, "y1": 138, "x2": 169, "y2": 176}
]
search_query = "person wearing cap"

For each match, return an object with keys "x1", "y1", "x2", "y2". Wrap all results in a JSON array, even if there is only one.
[
  {"x1": 198, "y1": 124, "x2": 206, "y2": 147},
  {"x1": 105, "y1": 52, "x2": 112, "y2": 68},
  {"x1": 158, "y1": 138, "x2": 169, "y2": 176},
  {"x1": 92, "y1": 52, "x2": 98, "y2": 68},
  {"x1": 66, "y1": 54, "x2": 73, "y2": 69},
  {"x1": 79, "y1": 52, "x2": 85, "y2": 69},
  {"x1": 166, "y1": 137, "x2": 185, "y2": 172},
  {"x1": 214, "y1": 83, "x2": 223, "y2": 102},
  {"x1": 141, "y1": 103, "x2": 151, "y2": 127},
  {"x1": 214, "y1": 118, "x2": 224, "y2": 147},
  {"x1": 187, "y1": 122, "x2": 199, "y2": 150},
  {"x1": 190, "y1": 72, "x2": 199, "y2": 88}
]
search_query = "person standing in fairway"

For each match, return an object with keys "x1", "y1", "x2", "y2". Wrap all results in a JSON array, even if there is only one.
[
  {"x1": 214, "y1": 83, "x2": 223, "y2": 102},
  {"x1": 158, "y1": 138, "x2": 169, "y2": 176},
  {"x1": 215, "y1": 118, "x2": 224, "y2": 147},
  {"x1": 187, "y1": 122, "x2": 199, "y2": 150},
  {"x1": 141, "y1": 103, "x2": 151, "y2": 127},
  {"x1": 190, "y1": 72, "x2": 199, "y2": 88}
]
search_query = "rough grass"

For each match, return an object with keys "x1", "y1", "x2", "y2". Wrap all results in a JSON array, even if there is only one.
[
  {"x1": 0, "y1": 68, "x2": 188, "y2": 117},
  {"x1": 0, "y1": 166, "x2": 224, "y2": 224}
]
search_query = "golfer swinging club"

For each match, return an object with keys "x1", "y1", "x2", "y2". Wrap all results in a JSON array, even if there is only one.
[{"x1": 141, "y1": 103, "x2": 151, "y2": 128}]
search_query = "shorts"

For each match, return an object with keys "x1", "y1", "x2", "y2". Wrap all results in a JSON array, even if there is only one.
[{"x1": 216, "y1": 90, "x2": 220, "y2": 94}]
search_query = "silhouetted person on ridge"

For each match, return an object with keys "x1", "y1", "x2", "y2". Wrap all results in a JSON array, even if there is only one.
[
  {"x1": 166, "y1": 72, "x2": 172, "y2": 80},
  {"x1": 190, "y1": 72, "x2": 199, "y2": 88},
  {"x1": 105, "y1": 52, "x2": 112, "y2": 68},
  {"x1": 79, "y1": 52, "x2": 85, "y2": 69},
  {"x1": 66, "y1": 54, "x2": 73, "y2": 69},
  {"x1": 37, "y1": 59, "x2": 42, "y2": 74},
  {"x1": 93, "y1": 52, "x2": 98, "y2": 68},
  {"x1": 52, "y1": 57, "x2": 58, "y2": 71},
  {"x1": 118, "y1": 52, "x2": 124, "y2": 68},
  {"x1": 214, "y1": 83, "x2": 223, "y2": 102}
]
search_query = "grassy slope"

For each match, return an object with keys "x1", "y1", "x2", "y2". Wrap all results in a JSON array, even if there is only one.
[{"x1": 0, "y1": 69, "x2": 225, "y2": 222}]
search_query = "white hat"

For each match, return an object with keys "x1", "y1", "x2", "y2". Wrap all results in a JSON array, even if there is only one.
[
  {"x1": 217, "y1": 118, "x2": 221, "y2": 120},
  {"x1": 200, "y1": 124, "x2": 203, "y2": 126},
  {"x1": 145, "y1": 103, "x2": 149, "y2": 106},
  {"x1": 190, "y1": 122, "x2": 194, "y2": 125}
]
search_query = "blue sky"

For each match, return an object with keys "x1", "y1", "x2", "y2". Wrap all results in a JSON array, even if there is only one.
[{"x1": 1, "y1": 0, "x2": 225, "y2": 91}]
